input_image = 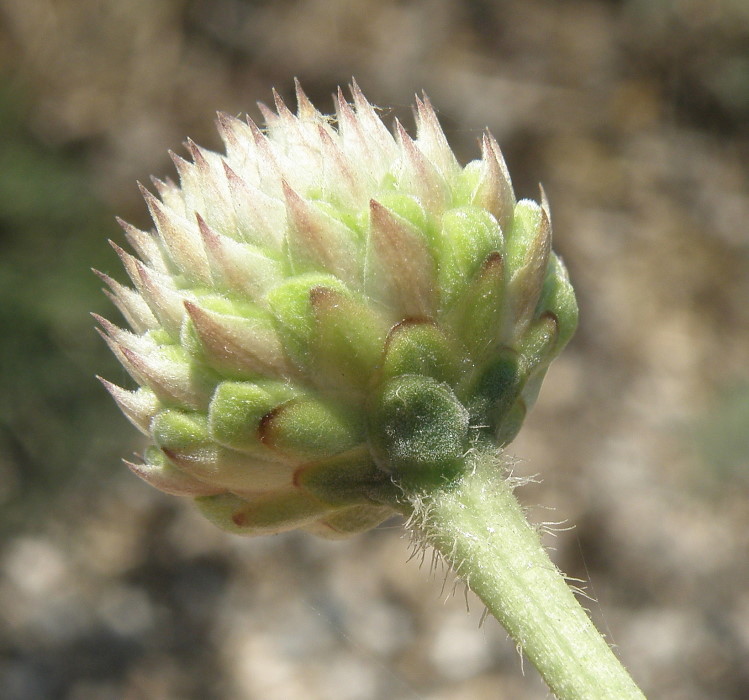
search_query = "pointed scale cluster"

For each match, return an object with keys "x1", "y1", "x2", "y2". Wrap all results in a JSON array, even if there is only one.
[{"x1": 97, "y1": 81, "x2": 577, "y2": 538}]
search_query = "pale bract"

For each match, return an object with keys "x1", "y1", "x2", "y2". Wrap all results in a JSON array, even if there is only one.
[{"x1": 97, "y1": 81, "x2": 577, "y2": 538}]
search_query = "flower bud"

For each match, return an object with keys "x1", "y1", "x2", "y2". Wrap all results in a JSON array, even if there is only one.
[{"x1": 97, "y1": 81, "x2": 577, "y2": 537}]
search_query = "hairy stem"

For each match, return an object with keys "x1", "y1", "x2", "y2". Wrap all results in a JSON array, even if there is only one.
[{"x1": 397, "y1": 449, "x2": 646, "y2": 700}]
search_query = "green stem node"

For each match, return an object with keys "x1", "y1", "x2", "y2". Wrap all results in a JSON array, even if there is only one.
[{"x1": 398, "y1": 449, "x2": 646, "y2": 700}]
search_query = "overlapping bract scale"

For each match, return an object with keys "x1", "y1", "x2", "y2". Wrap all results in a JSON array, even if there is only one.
[{"x1": 98, "y1": 82, "x2": 577, "y2": 538}]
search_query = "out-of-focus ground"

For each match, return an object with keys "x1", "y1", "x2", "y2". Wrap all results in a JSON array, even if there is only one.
[{"x1": 1, "y1": 1, "x2": 748, "y2": 698}]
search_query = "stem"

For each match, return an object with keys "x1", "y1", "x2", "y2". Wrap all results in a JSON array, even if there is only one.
[{"x1": 398, "y1": 449, "x2": 646, "y2": 700}]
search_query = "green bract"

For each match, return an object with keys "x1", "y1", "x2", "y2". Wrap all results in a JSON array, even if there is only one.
[{"x1": 97, "y1": 82, "x2": 577, "y2": 538}]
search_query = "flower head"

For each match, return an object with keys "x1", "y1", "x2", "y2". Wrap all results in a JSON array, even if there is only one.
[{"x1": 96, "y1": 81, "x2": 577, "y2": 538}]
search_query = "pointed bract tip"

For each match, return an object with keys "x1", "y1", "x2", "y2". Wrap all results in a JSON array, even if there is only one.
[
  {"x1": 221, "y1": 159, "x2": 239, "y2": 181},
  {"x1": 349, "y1": 77, "x2": 369, "y2": 107},
  {"x1": 539, "y1": 183, "x2": 551, "y2": 217},
  {"x1": 257, "y1": 100, "x2": 277, "y2": 126},
  {"x1": 108, "y1": 239, "x2": 128, "y2": 259},
  {"x1": 184, "y1": 138, "x2": 207, "y2": 166},
  {"x1": 138, "y1": 182, "x2": 168, "y2": 217},
  {"x1": 182, "y1": 298, "x2": 199, "y2": 318},
  {"x1": 97, "y1": 376, "x2": 134, "y2": 403},
  {"x1": 90, "y1": 311, "x2": 111, "y2": 329},
  {"x1": 194, "y1": 211, "x2": 216, "y2": 241},
  {"x1": 95, "y1": 374, "x2": 113, "y2": 390},
  {"x1": 272, "y1": 87, "x2": 293, "y2": 119},
  {"x1": 92, "y1": 267, "x2": 111, "y2": 284},
  {"x1": 335, "y1": 85, "x2": 357, "y2": 120},
  {"x1": 393, "y1": 118, "x2": 410, "y2": 143},
  {"x1": 280, "y1": 178, "x2": 300, "y2": 203},
  {"x1": 293, "y1": 78, "x2": 316, "y2": 118},
  {"x1": 215, "y1": 110, "x2": 235, "y2": 134},
  {"x1": 168, "y1": 149, "x2": 193, "y2": 177},
  {"x1": 136, "y1": 180, "x2": 153, "y2": 199},
  {"x1": 245, "y1": 114, "x2": 267, "y2": 144},
  {"x1": 369, "y1": 197, "x2": 385, "y2": 216}
]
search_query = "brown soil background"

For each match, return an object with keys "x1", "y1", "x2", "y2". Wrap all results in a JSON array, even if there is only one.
[{"x1": 1, "y1": 1, "x2": 748, "y2": 698}]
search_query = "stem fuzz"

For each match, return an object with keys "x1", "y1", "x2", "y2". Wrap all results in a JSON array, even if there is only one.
[{"x1": 400, "y1": 449, "x2": 646, "y2": 700}]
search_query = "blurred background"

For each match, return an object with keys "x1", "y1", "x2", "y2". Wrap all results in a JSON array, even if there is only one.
[{"x1": 1, "y1": 1, "x2": 748, "y2": 698}]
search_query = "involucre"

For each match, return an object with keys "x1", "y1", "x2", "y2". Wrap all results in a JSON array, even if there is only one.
[{"x1": 96, "y1": 81, "x2": 577, "y2": 538}]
